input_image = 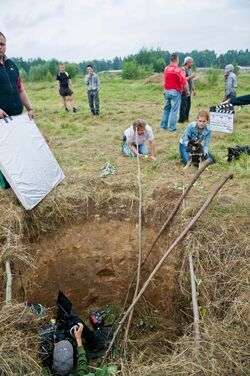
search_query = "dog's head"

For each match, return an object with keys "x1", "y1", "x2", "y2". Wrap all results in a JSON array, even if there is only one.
[
  {"x1": 187, "y1": 137, "x2": 204, "y2": 155},
  {"x1": 227, "y1": 146, "x2": 250, "y2": 161},
  {"x1": 227, "y1": 147, "x2": 236, "y2": 161}
]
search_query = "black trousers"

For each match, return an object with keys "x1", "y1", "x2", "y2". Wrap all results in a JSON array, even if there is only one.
[
  {"x1": 179, "y1": 93, "x2": 191, "y2": 123},
  {"x1": 87, "y1": 90, "x2": 99, "y2": 114}
]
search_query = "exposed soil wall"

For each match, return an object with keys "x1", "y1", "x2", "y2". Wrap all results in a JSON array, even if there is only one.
[{"x1": 13, "y1": 216, "x2": 180, "y2": 318}]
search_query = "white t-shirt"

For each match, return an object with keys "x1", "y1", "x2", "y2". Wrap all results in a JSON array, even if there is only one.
[{"x1": 124, "y1": 124, "x2": 154, "y2": 145}]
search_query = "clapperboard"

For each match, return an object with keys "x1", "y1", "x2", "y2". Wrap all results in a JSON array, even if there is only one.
[
  {"x1": 0, "y1": 113, "x2": 65, "y2": 210},
  {"x1": 210, "y1": 104, "x2": 234, "y2": 133}
]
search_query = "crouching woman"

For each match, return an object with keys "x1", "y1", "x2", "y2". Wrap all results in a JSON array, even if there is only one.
[
  {"x1": 179, "y1": 110, "x2": 215, "y2": 165},
  {"x1": 122, "y1": 119, "x2": 156, "y2": 160}
]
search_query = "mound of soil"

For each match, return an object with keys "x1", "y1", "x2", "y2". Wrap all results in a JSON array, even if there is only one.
[{"x1": 144, "y1": 73, "x2": 164, "y2": 84}]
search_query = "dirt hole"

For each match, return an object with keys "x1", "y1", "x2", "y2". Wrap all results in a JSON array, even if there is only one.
[{"x1": 13, "y1": 192, "x2": 182, "y2": 331}]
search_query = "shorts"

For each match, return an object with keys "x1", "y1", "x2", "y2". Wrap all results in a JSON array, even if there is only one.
[{"x1": 59, "y1": 88, "x2": 73, "y2": 97}]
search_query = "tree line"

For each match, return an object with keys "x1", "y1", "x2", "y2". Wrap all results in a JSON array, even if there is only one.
[{"x1": 11, "y1": 48, "x2": 250, "y2": 81}]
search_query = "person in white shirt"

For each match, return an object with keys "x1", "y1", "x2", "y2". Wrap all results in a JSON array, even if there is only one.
[{"x1": 122, "y1": 119, "x2": 156, "y2": 160}]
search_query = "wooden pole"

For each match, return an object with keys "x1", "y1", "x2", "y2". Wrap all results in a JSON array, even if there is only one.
[
  {"x1": 189, "y1": 254, "x2": 201, "y2": 343},
  {"x1": 123, "y1": 129, "x2": 143, "y2": 350},
  {"x1": 102, "y1": 172, "x2": 233, "y2": 363},
  {"x1": 5, "y1": 229, "x2": 12, "y2": 305}
]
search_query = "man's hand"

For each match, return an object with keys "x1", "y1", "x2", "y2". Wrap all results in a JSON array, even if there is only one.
[
  {"x1": 0, "y1": 108, "x2": 8, "y2": 118},
  {"x1": 27, "y1": 109, "x2": 34, "y2": 120},
  {"x1": 190, "y1": 73, "x2": 196, "y2": 79},
  {"x1": 221, "y1": 99, "x2": 230, "y2": 105},
  {"x1": 73, "y1": 323, "x2": 84, "y2": 347}
]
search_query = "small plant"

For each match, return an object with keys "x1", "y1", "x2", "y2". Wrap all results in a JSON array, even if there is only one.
[{"x1": 206, "y1": 69, "x2": 220, "y2": 86}]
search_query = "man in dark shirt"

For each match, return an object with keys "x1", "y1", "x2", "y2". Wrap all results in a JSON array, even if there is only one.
[
  {"x1": 0, "y1": 31, "x2": 34, "y2": 189},
  {"x1": 178, "y1": 56, "x2": 196, "y2": 123},
  {"x1": 56, "y1": 64, "x2": 77, "y2": 113}
]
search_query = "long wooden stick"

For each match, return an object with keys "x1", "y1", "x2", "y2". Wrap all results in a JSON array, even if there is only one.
[
  {"x1": 123, "y1": 129, "x2": 143, "y2": 350},
  {"x1": 5, "y1": 230, "x2": 12, "y2": 305},
  {"x1": 102, "y1": 171, "x2": 233, "y2": 363},
  {"x1": 189, "y1": 254, "x2": 201, "y2": 343},
  {"x1": 121, "y1": 158, "x2": 212, "y2": 312}
]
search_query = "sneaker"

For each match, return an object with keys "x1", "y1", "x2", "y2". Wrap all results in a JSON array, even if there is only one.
[
  {"x1": 73, "y1": 107, "x2": 77, "y2": 113},
  {"x1": 65, "y1": 107, "x2": 69, "y2": 112},
  {"x1": 159, "y1": 127, "x2": 168, "y2": 132},
  {"x1": 168, "y1": 128, "x2": 178, "y2": 132}
]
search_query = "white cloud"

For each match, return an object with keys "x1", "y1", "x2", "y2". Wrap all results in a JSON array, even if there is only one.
[{"x1": 1, "y1": 0, "x2": 249, "y2": 62}]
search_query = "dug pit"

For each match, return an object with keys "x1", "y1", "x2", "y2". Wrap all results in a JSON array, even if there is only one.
[{"x1": 12, "y1": 191, "x2": 182, "y2": 321}]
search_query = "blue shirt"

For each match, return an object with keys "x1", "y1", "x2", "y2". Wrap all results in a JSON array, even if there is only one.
[{"x1": 180, "y1": 121, "x2": 212, "y2": 155}]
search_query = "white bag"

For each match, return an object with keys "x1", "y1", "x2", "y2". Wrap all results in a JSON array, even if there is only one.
[{"x1": 0, "y1": 113, "x2": 65, "y2": 210}]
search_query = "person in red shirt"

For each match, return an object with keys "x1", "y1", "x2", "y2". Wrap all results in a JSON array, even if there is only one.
[{"x1": 160, "y1": 53, "x2": 189, "y2": 132}]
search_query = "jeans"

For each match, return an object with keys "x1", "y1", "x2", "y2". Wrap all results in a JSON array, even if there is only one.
[
  {"x1": 123, "y1": 143, "x2": 149, "y2": 157},
  {"x1": 179, "y1": 143, "x2": 216, "y2": 165},
  {"x1": 88, "y1": 90, "x2": 99, "y2": 114},
  {"x1": 160, "y1": 89, "x2": 181, "y2": 130}
]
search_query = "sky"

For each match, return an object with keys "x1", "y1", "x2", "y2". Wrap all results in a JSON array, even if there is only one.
[{"x1": 1, "y1": 0, "x2": 250, "y2": 62}]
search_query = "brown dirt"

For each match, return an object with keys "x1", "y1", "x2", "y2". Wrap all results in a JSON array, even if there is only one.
[{"x1": 13, "y1": 215, "x2": 180, "y2": 318}]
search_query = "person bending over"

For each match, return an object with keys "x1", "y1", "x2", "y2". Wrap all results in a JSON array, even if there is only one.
[
  {"x1": 179, "y1": 110, "x2": 215, "y2": 165},
  {"x1": 123, "y1": 119, "x2": 156, "y2": 160}
]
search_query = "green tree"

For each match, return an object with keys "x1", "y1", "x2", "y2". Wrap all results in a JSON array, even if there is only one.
[
  {"x1": 64, "y1": 63, "x2": 79, "y2": 78},
  {"x1": 153, "y1": 58, "x2": 166, "y2": 73}
]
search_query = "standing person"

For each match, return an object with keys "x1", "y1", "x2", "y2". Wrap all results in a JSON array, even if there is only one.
[
  {"x1": 122, "y1": 119, "x2": 156, "y2": 160},
  {"x1": 179, "y1": 110, "x2": 215, "y2": 165},
  {"x1": 160, "y1": 53, "x2": 189, "y2": 132},
  {"x1": 56, "y1": 63, "x2": 77, "y2": 113},
  {"x1": 224, "y1": 64, "x2": 237, "y2": 101},
  {"x1": 178, "y1": 56, "x2": 196, "y2": 123},
  {"x1": 84, "y1": 65, "x2": 100, "y2": 115},
  {"x1": 0, "y1": 31, "x2": 34, "y2": 189}
]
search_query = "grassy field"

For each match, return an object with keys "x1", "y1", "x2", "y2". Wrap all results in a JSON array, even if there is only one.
[
  {"x1": 26, "y1": 70, "x2": 250, "y2": 208},
  {"x1": 0, "y1": 71, "x2": 249, "y2": 375}
]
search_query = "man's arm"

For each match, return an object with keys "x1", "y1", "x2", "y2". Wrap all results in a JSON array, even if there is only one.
[
  {"x1": 20, "y1": 90, "x2": 34, "y2": 119},
  {"x1": 0, "y1": 108, "x2": 8, "y2": 118},
  {"x1": 128, "y1": 142, "x2": 143, "y2": 157},
  {"x1": 148, "y1": 139, "x2": 156, "y2": 160},
  {"x1": 68, "y1": 78, "x2": 73, "y2": 90},
  {"x1": 225, "y1": 76, "x2": 233, "y2": 97},
  {"x1": 73, "y1": 323, "x2": 89, "y2": 375},
  {"x1": 84, "y1": 75, "x2": 90, "y2": 86},
  {"x1": 96, "y1": 75, "x2": 100, "y2": 91}
]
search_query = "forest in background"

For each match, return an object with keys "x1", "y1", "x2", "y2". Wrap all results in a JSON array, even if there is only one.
[{"x1": 11, "y1": 48, "x2": 250, "y2": 81}]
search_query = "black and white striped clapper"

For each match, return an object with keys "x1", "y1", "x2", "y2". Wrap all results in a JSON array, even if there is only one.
[{"x1": 210, "y1": 103, "x2": 235, "y2": 114}]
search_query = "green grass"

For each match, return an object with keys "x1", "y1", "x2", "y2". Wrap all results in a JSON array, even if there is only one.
[{"x1": 24, "y1": 72, "x2": 250, "y2": 209}]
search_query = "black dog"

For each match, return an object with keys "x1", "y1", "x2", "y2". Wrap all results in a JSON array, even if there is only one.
[
  {"x1": 185, "y1": 138, "x2": 204, "y2": 168},
  {"x1": 227, "y1": 145, "x2": 250, "y2": 161}
]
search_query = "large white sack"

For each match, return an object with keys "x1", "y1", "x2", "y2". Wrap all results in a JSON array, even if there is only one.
[{"x1": 0, "y1": 113, "x2": 65, "y2": 210}]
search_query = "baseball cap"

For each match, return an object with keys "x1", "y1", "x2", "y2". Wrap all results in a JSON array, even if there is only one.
[{"x1": 52, "y1": 340, "x2": 74, "y2": 375}]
